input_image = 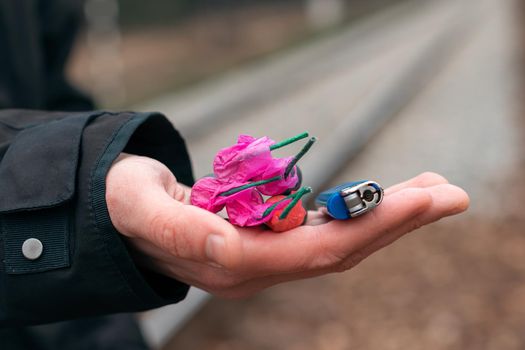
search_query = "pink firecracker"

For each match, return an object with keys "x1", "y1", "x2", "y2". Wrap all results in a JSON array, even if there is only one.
[{"x1": 190, "y1": 132, "x2": 315, "y2": 229}]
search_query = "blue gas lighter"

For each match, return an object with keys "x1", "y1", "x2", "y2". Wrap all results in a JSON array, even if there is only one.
[{"x1": 315, "y1": 181, "x2": 384, "y2": 220}]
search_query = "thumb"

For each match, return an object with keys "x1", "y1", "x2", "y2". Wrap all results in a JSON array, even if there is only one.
[
  {"x1": 106, "y1": 154, "x2": 243, "y2": 269},
  {"x1": 140, "y1": 187, "x2": 243, "y2": 269}
]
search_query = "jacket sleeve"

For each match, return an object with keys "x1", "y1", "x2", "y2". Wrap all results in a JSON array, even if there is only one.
[{"x1": 0, "y1": 109, "x2": 194, "y2": 327}]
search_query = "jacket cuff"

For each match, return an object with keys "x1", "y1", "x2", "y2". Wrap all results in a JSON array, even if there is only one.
[
  {"x1": 87, "y1": 112, "x2": 194, "y2": 311},
  {"x1": 1, "y1": 111, "x2": 194, "y2": 326}
]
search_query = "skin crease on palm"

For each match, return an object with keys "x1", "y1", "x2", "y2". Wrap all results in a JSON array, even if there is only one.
[{"x1": 106, "y1": 153, "x2": 470, "y2": 299}]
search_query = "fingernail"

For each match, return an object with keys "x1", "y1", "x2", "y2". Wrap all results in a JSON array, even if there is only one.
[{"x1": 206, "y1": 234, "x2": 225, "y2": 266}]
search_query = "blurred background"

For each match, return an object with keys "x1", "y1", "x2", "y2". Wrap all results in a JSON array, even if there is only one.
[{"x1": 70, "y1": 0, "x2": 525, "y2": 349}]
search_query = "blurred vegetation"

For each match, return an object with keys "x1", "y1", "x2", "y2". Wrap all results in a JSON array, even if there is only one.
[
  {"x1": 118, "y1": 0, "x2": 303, "y2": 29},
  {"x1": 117, "y1": 0, "x2": 406, "y2": 30},
  {"x1": 73, "y1": 0, "x2": 410, "y2": 107}
]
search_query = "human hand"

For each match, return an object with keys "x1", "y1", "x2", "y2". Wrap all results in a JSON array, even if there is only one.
[{"x1": 106, "y1": 154, "x2": 469, "y2": 298}]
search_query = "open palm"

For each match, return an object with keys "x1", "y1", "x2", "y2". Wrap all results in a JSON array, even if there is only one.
[{"x1": 107, "y1": 154, "x2": 469, "y2": 298}]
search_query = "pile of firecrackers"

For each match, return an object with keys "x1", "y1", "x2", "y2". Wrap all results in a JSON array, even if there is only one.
[{"x1": 190, "y1": 132, "x2": 315, "y2": 232}]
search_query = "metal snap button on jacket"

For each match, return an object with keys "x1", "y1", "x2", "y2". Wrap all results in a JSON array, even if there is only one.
[{"x1": 22, "y1": 238, "x2": 43, "y2": 260}]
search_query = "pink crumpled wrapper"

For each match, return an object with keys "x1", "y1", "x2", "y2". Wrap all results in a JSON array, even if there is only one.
[
  {"x1": 191, "y1": 134, "x2": 303, "y2": 227},
  {"x1": 213, "y1": 134, "x2": 299, "y2": 195},
  {"x1": 213, "y1": 135, "x2": 275, "y2": 181},
  {"x1": 190, "y1": 176, "x2": 249, "y2": 213},
  {"x1": 254, "y1": 157, "x2": 299, "y2": 196},
  {"x1": 225, "y1": 189, "x2": 292, "y2": 227}
]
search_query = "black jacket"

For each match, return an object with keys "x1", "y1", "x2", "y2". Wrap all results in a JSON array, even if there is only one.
[{"x1": 0, "y1": 1, "x2": 192, "y2": 348}]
